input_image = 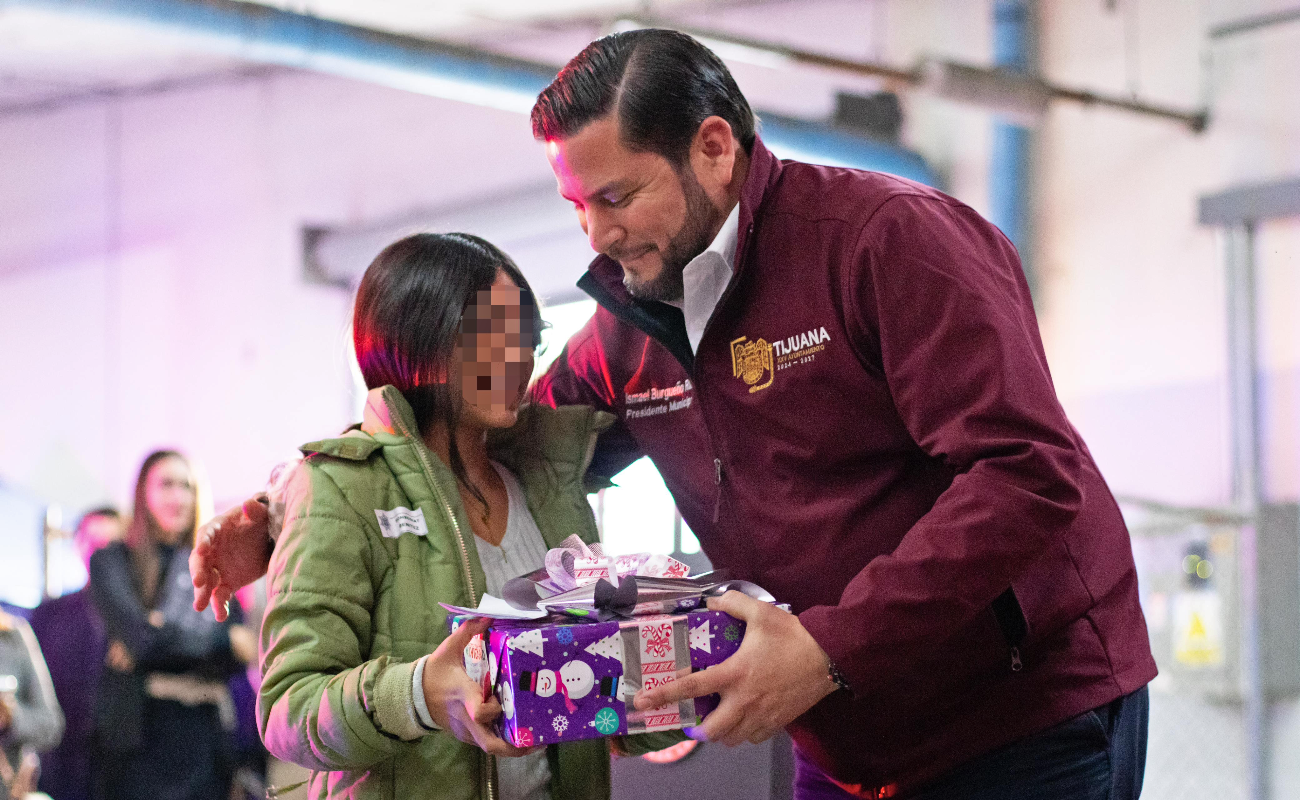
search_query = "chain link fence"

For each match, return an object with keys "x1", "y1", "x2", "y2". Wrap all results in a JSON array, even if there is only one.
[{"x1": 1125, "y1": 499, "x2": 1300, "y2": 799}]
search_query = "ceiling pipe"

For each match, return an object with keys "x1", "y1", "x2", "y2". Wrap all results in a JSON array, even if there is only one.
[
  {"x1": 988, "y1": 0, "x2": 1035, "y2": 295},
  {"x1": 1209, "y1": 6, "x2": 1300, "y2": 39},
  {"x1": 11, "y1": 0, "x2": 557, "y2": 112},
  {"x1": 628, "y1": 15, "x2": 1209, "y2": 132},
  {"x1": 8, "y1": 0, "x2": 937, "y2": 183}
]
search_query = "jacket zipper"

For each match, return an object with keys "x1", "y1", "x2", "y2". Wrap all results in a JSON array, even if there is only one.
[
  {"x1": 392, "y1": 417, "x2": 479, "y2": 605},
  {"x1": 582, "y1": 420, "x2": 606, "y2": 542},
  {"x1": 713, "y1": 458, "x2": 724, "y2": 523},
  {"x1": 696, "y1": 220, "x2": 756, "y2": 527},
  {"x1": 577, "y1": 215, "x2": 759, "y2": 562},
  {"x1": 391, "y1": 414, "x2": 496, "y2": 800},
  {"x1": 991, "y1": 587, "x2": 1028, "y2": 675}
]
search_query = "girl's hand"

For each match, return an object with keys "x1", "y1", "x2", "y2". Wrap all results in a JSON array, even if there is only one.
[{"x1": 421, "y1": 617, "x2": 536, "y2": 758}]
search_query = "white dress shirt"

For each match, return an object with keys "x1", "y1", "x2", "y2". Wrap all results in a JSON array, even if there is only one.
[{"x1": 670, "y1": 201, "x2": 740, "y2": 354}]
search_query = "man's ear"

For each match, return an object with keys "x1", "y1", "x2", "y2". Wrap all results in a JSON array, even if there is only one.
[{"x1": 690, "y1": 116, "x2": 738, "y2": 201}]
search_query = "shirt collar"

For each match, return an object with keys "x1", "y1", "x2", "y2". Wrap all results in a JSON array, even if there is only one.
[{"x1": 669, "y1": 202, "x2": 741, "y2": 354}]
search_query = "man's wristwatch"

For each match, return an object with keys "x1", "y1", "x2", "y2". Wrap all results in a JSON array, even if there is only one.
[{"x1": 826, "y1": 659, "x2": 852, "y2": 694}]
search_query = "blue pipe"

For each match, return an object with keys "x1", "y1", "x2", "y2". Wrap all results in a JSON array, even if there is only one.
[
  {"x1": 14, "y1": 0, "x2": 935, "y2": 183},
  {"x1": 990, "y1": 0, "x2": 1035, "y2": 292},
  {"x1": 14, "y1": 0, "x2": 555, "y2": 111},
  {"x1": 760, "y1": 113, "x2": 938, "y2": 186}
]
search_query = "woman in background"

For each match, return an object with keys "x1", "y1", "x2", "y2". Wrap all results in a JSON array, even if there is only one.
[
  {"x1": 90, "y1": 450, "x2": 257, "y2": 800},
  {"x1": 0, "y1": 606, "x2": 63, "y2": 800}
]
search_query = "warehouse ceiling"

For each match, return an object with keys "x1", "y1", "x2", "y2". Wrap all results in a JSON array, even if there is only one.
[
  {"x1": 231, "y1": 0, "x2": 706, "y2": 38},
  {"x1": 0, "y1": 6, "x2": 250, "y2": 109},
  {"x1": 0, "y1": 0, "x2": 888, "y2": 117},
  {"x1": 1, "y1": 0, "x2": 1292, "y2": 122}
]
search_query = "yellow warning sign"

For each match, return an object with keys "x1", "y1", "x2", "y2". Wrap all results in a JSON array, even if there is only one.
[{"x1": 1172, "y1": 591, "x2": 1224, "y2": 667}]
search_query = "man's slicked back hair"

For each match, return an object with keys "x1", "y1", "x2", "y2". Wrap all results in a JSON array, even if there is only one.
[{"x1": 531, "y1": 28, "x2": 756, "y2": 164}]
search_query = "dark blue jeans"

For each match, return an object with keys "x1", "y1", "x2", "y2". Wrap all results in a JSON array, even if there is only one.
[{"x1": 794, "y1": 686, "x2": 1149, "y2": 800}]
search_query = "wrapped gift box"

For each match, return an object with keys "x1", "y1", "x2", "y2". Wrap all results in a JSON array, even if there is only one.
[
  {"x1": 445, "y1": 535, "x2": 773, "y2": 746},
  {"x1": 456, "y1": 609, "x2": 747, "y2": 746}
]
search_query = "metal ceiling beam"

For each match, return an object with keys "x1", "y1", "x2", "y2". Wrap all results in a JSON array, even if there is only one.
[
  {"x1": 626, "y1": 15, "x2": 1209, "y2": 132},
  {"x1": 1199, "y1": 176, "x2": 1300, "y2": 226},
  {"x1": 1209, "y1": 7, "x2": 1300, "y2": 39}
]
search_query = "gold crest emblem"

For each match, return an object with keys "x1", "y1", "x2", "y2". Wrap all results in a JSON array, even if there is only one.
[{"x1": 731, "y1": 336, "x2": 774, "y2": 393}]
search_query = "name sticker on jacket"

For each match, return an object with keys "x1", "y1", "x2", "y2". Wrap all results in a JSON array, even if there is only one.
[{"x1": 375, "y1": 507, "x2": 428, "y2": 538}]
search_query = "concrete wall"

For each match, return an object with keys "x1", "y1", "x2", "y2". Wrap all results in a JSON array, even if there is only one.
[
  {"x1": 1036, "y1": 0, "x2": 1300, "y2": 507},
  {"x1": 1032, "y1": 2, "x2": 1300, "y2": 797}
]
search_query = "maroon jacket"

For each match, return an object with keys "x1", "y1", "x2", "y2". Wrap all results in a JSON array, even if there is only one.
[{"x1": 530, "y1": 138, "x2": 1156, "y2": 793}]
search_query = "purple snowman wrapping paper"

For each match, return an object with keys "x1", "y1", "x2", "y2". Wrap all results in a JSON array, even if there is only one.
[{"x1": 457, "y1": 610, "x2": 746, "y2": 747}]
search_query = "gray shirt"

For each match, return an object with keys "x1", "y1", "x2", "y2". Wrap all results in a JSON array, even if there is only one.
[
  {"x1": 473, "y1": 463, "x2": 553, "y2": 800},
  {"x1": 0, "y1": 613, "x2": 63, "y2": 781}
]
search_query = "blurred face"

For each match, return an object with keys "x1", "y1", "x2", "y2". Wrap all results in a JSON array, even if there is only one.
[
  {"x1": 75, "y1": 514, "x2": 122, "y2": 571},
  {"x1": 547, "y1": 116, "x2": 723, "y2": 302},
  {"x1": 144, "y1": 457, "x2": 195, "y2": 546},
  {"x1": 455, "y1": 271, "x2": 536, "y2": 430}
]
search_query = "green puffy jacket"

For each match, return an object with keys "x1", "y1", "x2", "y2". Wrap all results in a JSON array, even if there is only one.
[{"x1": 259, "y1": 386, "x2": 672, "y2": 800}]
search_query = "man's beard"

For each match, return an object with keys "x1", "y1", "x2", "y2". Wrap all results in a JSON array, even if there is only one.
[{"x1": 619, "y1": 167, "x2": 722, "y2": 303}]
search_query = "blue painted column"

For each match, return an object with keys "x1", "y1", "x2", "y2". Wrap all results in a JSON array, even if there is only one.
[{"x1": 990, "y1": 0, "x2": 1036, "y2": 295}]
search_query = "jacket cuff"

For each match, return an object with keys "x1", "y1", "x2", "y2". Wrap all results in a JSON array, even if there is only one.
[
  {"x1": 411, "y1": 656, "x2": 440, "y2": 731},
  {"x1": 799, "y1": 606, "x2": 865, "y2": 694},
  {"x1": 372, "y1": 660, "x2": 426, "y2": 741}
]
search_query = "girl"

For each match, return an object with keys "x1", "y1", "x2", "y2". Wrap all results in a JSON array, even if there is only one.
[{"x1": 259, "y1": 233, "x2": 672, "y2": 800}]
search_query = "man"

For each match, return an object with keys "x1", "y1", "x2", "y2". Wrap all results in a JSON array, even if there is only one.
[
  {"x1": 194, "y1": 29, "x2": 1155, "y2": 800},
  {"x1": 29, "y1": 507, "x2": 123, "y2": 800}
]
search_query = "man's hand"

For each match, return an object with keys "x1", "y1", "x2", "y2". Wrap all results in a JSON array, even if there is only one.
[
  {"x1": 632, "y1": 591, "x2": 838, "y2": 746},
  {"x1": 422, "y1": 617, "x2": 535, "y2": 758},
  {"x1": 191, "y1": 496, "x2": 272, "y2": 621},
  {"x1": 0, "y1": 694, "x2": 11, "y2": 734}
]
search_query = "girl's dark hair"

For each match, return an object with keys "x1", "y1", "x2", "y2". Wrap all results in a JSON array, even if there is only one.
[
  {"x1": 531, "y1": 28, "x2": 756, "y2": 165},
  {"x1": 352, "y1": 232, "x2": 544, "y2": 509},
  {"x1": 125, "y1": 449, "x2": 198, "y2": 607}
]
